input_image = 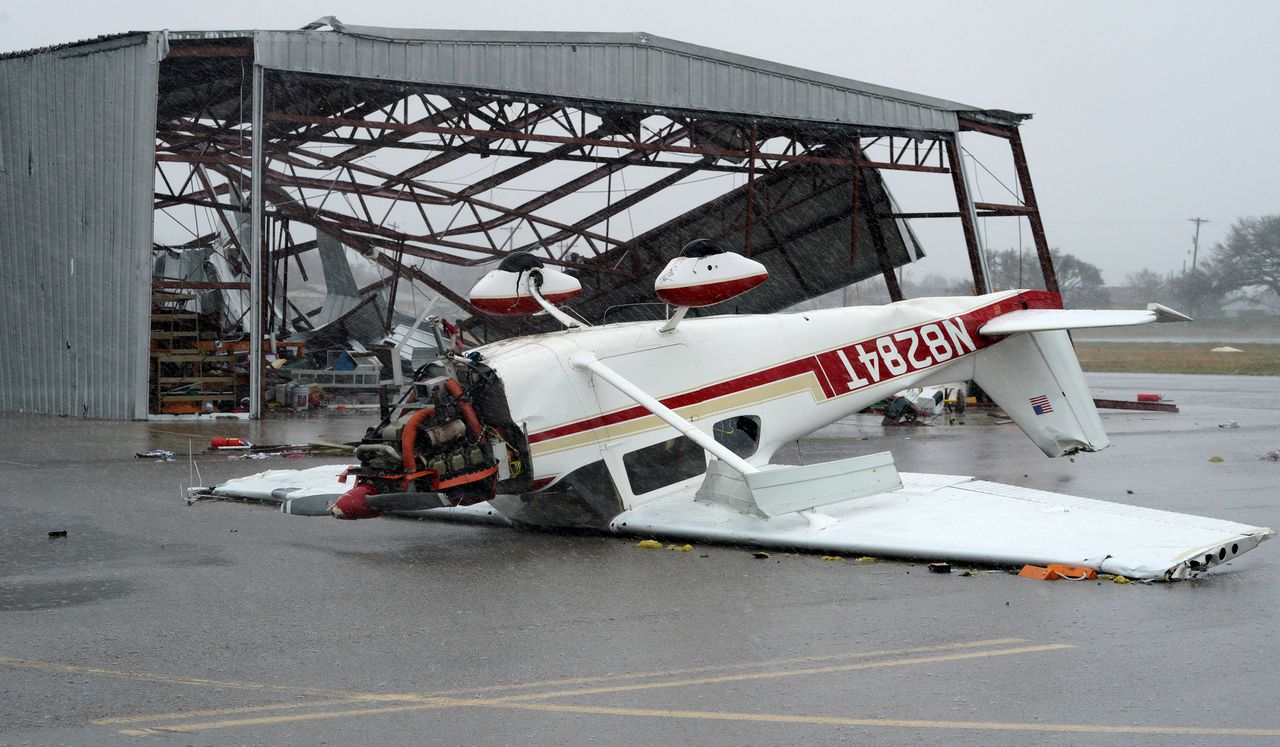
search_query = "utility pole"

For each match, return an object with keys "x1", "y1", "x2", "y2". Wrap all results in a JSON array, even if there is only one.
[{"x1": 1188, "y1": 217, "x2": 1210, "y2": 272}]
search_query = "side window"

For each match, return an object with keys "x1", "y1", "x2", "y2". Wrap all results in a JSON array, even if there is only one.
[
  {"x1": 623, "y1": 436, "x2": 707, "y2": 495},
  {"x1": 713, "y1": 415, "x2": 761, "y2": 458}
]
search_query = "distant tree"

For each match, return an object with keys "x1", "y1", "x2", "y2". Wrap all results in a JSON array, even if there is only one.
[
  {"x1": 982, "y1": 248, "x2": 1110, "y2": 308},
  {"x1": 1167, "y1": 266, "x2": 1225, "y2": 318},
  {"x1": 1211, "y1": 215, "x2": 1280, "y2": 298},
  {"x1": 1124, "y1": 269, "x2": 1168, "y2": 301}
]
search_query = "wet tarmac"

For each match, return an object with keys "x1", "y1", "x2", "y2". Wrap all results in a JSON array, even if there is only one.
[{"x1": 2, "y1": 372, "x2": 1279, "y2": 744}]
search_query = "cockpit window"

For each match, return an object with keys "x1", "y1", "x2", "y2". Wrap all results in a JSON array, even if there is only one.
[
  {"x1": 622, "y1": 436, "x2": 707, "y2": 495},
  {"x1": 713, "y1": 415, "x2": 761, "y2": 458}
]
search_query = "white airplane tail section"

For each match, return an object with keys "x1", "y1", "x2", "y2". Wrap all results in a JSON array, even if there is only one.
[
  {"x1": 971, "y1": 330, "x2": 1108, "y2": 457},
  {"x1": 967, "y1": 301, "x2": 1190, "y2": 457}
]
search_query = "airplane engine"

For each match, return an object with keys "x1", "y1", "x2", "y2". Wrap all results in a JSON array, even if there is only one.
[{"x1": 333, "y1": 358, "x2": 531, "y2": 519}]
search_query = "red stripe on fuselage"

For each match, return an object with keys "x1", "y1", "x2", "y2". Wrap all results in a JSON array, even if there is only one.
[{"x1": 527, "y1": 291, "x2": 1058, "y2": 445}]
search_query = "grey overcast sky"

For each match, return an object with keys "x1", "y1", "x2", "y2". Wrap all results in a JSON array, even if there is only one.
[{"x1": 2, "y1": 0, "x2": 1277, "y2": 284}]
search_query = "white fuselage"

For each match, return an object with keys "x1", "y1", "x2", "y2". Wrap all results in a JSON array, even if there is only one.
[{"x1": 475, "y1": 290, "x2": 1045, "y2": 508}]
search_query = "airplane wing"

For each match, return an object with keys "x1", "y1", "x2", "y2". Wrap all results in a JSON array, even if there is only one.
[
  {"x1": 979, "y1": 303, "x2": 1191, "y2": 335},
  {"x1": 195, "y1": 464, "x2": 1271, "y2": 580},
  {"x1": 189, "y1": 464, "x2": 511, "y2": 525},
  {"x1": 611, "y1": 472, "x2": 1272, "y2": 580}
]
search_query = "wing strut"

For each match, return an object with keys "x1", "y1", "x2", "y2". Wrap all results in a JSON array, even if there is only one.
[
  {"x1": 569, "y1": 352, "x2": 901, "y2": 517},
  {"x1": 569, "y1": 352, "x2": 756, "y2": 476}
]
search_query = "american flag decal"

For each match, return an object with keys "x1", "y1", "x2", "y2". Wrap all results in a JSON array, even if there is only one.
[{"x1": 1030, "y1": 394, "x2": 1054, "y2": 415}]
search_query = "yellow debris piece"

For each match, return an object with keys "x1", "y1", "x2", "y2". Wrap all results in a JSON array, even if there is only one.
[
  {"x1": 1111, "y1": 575, "x2": 1133, "y2": 584},
  {"x1": 1209, "y1": 456, "x2": 1225, "y2": 463},
  {"x1": 636, "y1": 539, "x2": 663, "y2": 549},
  {"x1": 821, "y1": 555, "x2": 843, "y2": 561},
  {"x1": 854, "y1": 556, "x2": 877, "y2": 563},
  {"x1": 669, "y1": 544, "x2": 694, "y2": 552}
]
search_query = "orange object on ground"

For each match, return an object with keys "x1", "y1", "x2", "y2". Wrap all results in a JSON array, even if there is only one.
[
  {"x1": 1047, "y1": 564, "x2": 1098, "y2": 580},
  {"x1": 1018, "y1": 565, "x2": 1059, "y2": 580},
  {"x1": 210, "y1": 437, "x2": 246, "y2": 448},
  {"x1": 1136, "y1": 393, "x2": 1163, "y2": 402}
]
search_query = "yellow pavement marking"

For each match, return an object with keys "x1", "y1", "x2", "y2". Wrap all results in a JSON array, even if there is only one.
[
  {"x1": 495, "y1": 702, "x2": 1280, "y2": 737},
  {"x1": 26, "y1": 639, "x2": 1278, "y2": 739},
  {"x1": 124, "y1": 698, "x2": 469, "y2": 734},
  {"x1": 91, "y1": 699, "x2": 368, "y2": 725},
  {"x1": 420, "y1": 637, "x2": 1029, "y2": 697},
  {"x1": 0, "y1": 657, "x2": 420, "y2": 701},
  {"x1": 5, "y1": 638, "x2": 1023, "y2": 732},
  {"x1": 494, "y1": 643, "x2": 1074, "y2": 702},
  {"x1": 115, "y1": 643, "x2": 1071, "y2": 733}
]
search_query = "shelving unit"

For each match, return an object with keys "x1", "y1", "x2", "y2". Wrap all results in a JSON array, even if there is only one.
[{"x1": 149, "y1": 293, "x2": 245, "y2": 414}]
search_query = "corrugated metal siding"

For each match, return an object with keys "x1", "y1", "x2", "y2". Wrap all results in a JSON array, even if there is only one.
[
  {"x1": 253, "y1": 31, "x2": 959, "y2": 132},
  {"x1": 0, "y1": 35, "x2": 159, "y2": 419}
]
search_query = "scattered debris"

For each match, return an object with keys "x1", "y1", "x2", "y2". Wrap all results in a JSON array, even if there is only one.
[
  {"x1": 135, "y1": 449, "x2": 175, "y2": 460},
  {"x1": 854, "y1": 556, "x2": 877, "y2": 564},
  {"x1": 1219, "y1": 421, "x2": 1240, "y2": 429},
  {"x1": 668, "y1": 544, "x2": 694, "y2": 552},
  {"x1": 1260, "y1": 450, "x2": 1280, "y2": 462},
  {"x1": 1126, "y1": 489, "x2": 1134, "y2": 494},
  {"x1": 1102, "y1": 574, "x2": 1134, "y2": 585},
  {"x1": 635, "y1": 539, "x2": 663, "y2": 550},
  {"x1": 1018, "y1": 565, "x2": 1058, "y2": 580},
  {"x1": 821, "y1": 555, "x2": 843, "y2": 562},
  {"x1": 928, "y1": 562, "x2": 951, "y2": 573},
  {"x1": 47, "y1": 530, "x2": 67, "y2": 539},
  {"x1": 1048, "y1": 564, "x2": 1097, "y2": 580},
  {"x1": 229, "y1": 452, "x2": 270, "y2": 460},
  {"x1": 1212, "y1": 346, "x2": 1243, "y2": 353},
  {"x1": 1018, "y1": 564, "x2": 1096, "y2": 581},
  {"x1": 1209, "y1": 456, "x2": 1225, "y2": 463},
  {"x1": 959, "y1": 571, "x2": 972, "y2": 577},
  {"x1": 752, "y1": 551, "x2": 771, "y2": 559},
  {"x1": 1093, "y1": 398, "x2": 1179, "y2": 413}
]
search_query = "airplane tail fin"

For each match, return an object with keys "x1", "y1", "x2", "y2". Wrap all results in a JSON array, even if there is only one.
[
  {"x1": 970, "y1": 330, "x2": 1107, "y2": 457},
  {"x1": 967, "y1": 301, "x2": 1190, "y2": 457}
]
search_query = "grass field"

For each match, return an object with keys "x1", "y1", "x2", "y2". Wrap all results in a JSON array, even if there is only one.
[{"x1": 1074, "y1": 342, "x2": 1280, "y2": 376}]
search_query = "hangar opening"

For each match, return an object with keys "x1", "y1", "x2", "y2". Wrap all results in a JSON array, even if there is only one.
[{"x1": 1, "y1": 20, "x2": 1057, "y2": 419}]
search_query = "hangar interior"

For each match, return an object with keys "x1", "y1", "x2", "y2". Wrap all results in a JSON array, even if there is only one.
[{"x1": 0, "y1": 19, "x2": 1057, "y2": 419}]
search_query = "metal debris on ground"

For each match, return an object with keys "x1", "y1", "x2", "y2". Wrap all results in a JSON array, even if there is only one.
[
  {"x1": 928, "y1": 562, "x2": 951, "y2": 573},
  {"x1": 47, "y1": 530, "x2": 67, "y2": 538},
  {"x1": 1219, "y1": 421, "x2": 1240, "y2": 429},
  {"x1": 134, "y1": 449, "x2": 175, "y2": 460},
  {"x1": 1260, "y1": 450, "x2": 1280, "y2": 462}
]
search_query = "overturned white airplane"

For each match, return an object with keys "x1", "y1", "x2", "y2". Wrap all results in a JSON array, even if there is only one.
[{"x1": 192, "y1": 242, "x2": 1272, "y2": 580}]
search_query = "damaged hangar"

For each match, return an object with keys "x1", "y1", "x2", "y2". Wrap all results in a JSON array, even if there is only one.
[{"x1": 0, "y1": 19, "x2": 1057, "y2": 420}]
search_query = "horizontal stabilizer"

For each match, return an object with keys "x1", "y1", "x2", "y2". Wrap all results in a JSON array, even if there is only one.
[{"x1": 979, "y1": 303, "x2": 1191, "y2": 336}]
